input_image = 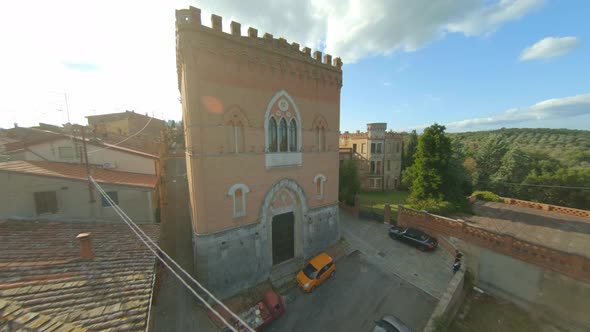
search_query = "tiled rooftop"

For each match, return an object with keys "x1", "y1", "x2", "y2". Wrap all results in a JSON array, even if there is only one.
[
  {"x1": 0, "y1": 161, "x2": 157, "y2": 189},
  {"x1": 0, "y1": 220, "x2": 160, "y2": 331}
]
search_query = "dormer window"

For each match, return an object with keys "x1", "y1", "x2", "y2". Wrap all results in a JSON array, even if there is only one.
[
  {"x1": 265, "y1": 91, "x2": 302, "y2": 168},
  {"x1": 313, "y1": 174, "x2": 326, "y2": 200},
  {"x1": 228, "y1": 183, "x2": 250, "y2": 218}
]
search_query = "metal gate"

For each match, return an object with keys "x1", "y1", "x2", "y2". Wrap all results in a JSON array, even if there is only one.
[{"x1": 272, "y1": 212, "x2": 295, "y2": 265}]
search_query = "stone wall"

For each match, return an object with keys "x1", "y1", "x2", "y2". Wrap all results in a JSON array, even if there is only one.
[
  {"x1": 193, "y1": 204, "x2": 339, "y2": 299},
  {"x1": 423, "y1": 237, "x2": 466, "y2": 332}
]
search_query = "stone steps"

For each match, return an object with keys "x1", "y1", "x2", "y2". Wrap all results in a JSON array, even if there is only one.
[{"x1": 270, "y1": 258, "x2": 304, "y2": 292}]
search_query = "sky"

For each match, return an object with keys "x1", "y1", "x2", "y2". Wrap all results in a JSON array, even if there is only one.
[{"x1": 0, "y1": 0, "x2": 588, "y2": 133}]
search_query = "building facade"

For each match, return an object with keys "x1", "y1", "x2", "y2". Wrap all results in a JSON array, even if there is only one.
[
  {"x1": 5, "y1": 136, "x2": 158, "y2": 175},
  {"x1": 0, "y1": 161, "x2": 158, "y2": 223},
  {"x1": 86, "y1": 111, "x2": 166, "y2": 139},
  {"x1": 339, "y1": 123, "x2": 403, "y2": 190},
  {"x1": 176, "y1": 7, "x2": 342, "y2": 298}
]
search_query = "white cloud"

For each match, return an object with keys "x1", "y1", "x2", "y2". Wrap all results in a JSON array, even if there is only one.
[
  {"x1": 0, "y1": 0, "x2": 543, "y2": 128},
  {"x1": 519, "y1": 36, "x2": 580, "y2": 61},
  {"x1": 447, "y1": 0, "x2": 544, "y2": 36},
  {"x1": 445, "y1": 93, "x2": 590, "y2": 131}
]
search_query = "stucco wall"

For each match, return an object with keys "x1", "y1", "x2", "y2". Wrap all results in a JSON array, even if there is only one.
[
  {"x1": 17, "y1": 138, "x2": 156, "y2": 174},
  {"x1": 0, "y1": 172, "x2": 155, "y2": 223}
]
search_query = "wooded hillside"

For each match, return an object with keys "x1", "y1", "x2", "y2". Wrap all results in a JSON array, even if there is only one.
[{"x1": 449, "y1": 128, "x2": 590, "y2": 167}]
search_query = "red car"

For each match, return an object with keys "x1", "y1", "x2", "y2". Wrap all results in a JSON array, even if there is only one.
[{"x1": 237, "y1": 290, "x2": 285, "y2": 331}]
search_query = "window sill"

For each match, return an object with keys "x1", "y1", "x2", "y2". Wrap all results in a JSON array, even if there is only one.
[
  {"x1": 265, "y1": 152, "x2": 302, "y2": 168},
  {"x1": 233, "y1": 212, "x2": 246, "y2": 219}
]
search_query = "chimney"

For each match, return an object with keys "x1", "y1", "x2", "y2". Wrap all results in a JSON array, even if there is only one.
[{"x1": 76, "y1": 233, "x2": 93, "y2": 259}]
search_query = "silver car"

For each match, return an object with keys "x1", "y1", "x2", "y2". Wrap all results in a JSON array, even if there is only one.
[{"x1": 371, "y1": 315, "x2": 412, "y2": 332}]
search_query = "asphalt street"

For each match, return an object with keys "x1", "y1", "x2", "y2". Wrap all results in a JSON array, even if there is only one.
[{"x1": 266, "y1": 250, "x2": 438, "y2": 332}]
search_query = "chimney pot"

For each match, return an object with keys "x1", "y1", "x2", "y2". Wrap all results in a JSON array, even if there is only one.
[
  {"x1": 188, "y1": 6, "x2": 201, "y2": 25},
  {"x1": 323, "y1": 54, "x2": 332, "y2": 65},
  {"x1": 76, "y1": 233, "x2": 93, "y2": 259},
  {"x1": 302, "y1": 47, "x2": 311, "y2": 57}
]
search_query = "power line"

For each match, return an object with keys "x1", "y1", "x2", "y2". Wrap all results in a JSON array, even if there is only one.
[
  {"x1": 87, "y1": 115, "x2": 154, "y2": 154},
  {"x1": 481, "y1": 181, "x2": 590, "y2": 190},
  {"x1": 90, "y1": 177, "x2": 253, "y2": 332}
]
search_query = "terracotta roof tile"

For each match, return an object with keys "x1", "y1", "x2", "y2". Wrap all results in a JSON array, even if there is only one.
[
  {"x1": 0, "y1": 161, "x2": 157, "y2": 189},
  {"x1": 0, "y1": 220, "x2": 160, "y2": 331}
]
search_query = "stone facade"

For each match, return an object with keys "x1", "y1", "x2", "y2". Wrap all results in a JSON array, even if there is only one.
[
  {"x1": 339, "y1": 123, "x2": 403, "y2": 190},
  {"x1": 175, "y1": 7, "x2": 342, "y2": 298}
]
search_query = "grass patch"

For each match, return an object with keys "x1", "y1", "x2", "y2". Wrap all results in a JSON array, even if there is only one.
[{"x1": 358, "y1": 190, "x2": 409, "y2": 221}]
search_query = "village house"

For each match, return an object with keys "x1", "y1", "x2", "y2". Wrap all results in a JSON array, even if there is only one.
[
  {"x1": 4, "y1": 134, "x2": 158, "y2": 175},
  {"x1": 175, "y1": 6, "x2": 343, "y2": 298},
  {"x1": 0, "y1": 161, "x2": 158, "y2": 223},
  {"x1": 339, "y1": 123, "x2": 403, "y2": 190},
  {"x1": 86, "y1": 111, "x2": 166, "y2": 139}
]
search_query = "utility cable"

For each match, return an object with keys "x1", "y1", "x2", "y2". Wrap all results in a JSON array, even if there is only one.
[
  {"x1": 481, "y1": 180, "x2": 590, "y2": 190},
  {"x1": 91, "y1": 177, "x2": 254, "y2": 332}
]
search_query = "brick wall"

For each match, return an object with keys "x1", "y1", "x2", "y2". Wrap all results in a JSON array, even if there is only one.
[
  {"x1": 500, "y1": 197, "x2": 590, "y2": 219},
  {"x1": 397, "y1": 205, "x2": 590, "y2": 283}
]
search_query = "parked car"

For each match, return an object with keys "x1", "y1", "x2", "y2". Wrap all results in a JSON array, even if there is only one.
[
  {"x1": 296, "y1": 252, "x2": 336, "y2": 292},
  {"x1": 371, "y1": 315, "x2": 412, "y2": 332},
  {"x1": 237, "y1": 289, "x2": 285, "y2": 331},
  {"x1": 389, "y1": 226, "x2": 437, "y2": 251}
]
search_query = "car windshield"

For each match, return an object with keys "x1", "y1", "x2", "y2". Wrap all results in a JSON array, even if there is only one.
[
  {"x1": 376, "y1": 320, "x2": 401, "y2": 332},
  {"x1": 302, "y1": 263, "x2": 318, "y2": 279}
]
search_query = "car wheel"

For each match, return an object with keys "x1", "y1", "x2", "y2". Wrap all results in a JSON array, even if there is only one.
[
  {"x1": 310, "y1": 286, "x2": 315, "y2": 293},
  {"x1": 330, "y1": 271, "x2": 335, "y2": 278},
  {"x1": 419, "y1": 245, "x2": 426, "y2": 252}
]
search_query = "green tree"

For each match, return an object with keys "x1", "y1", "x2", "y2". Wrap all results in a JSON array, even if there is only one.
[
  {"x1": 339, "y1": 159, "x2": 361, "y2": 205},
  {"x1": 408, "y1": 124, "x2": 465, "y2": 207},
  {"x1": 522, "y1": 168, "x2": 590, "y2": 209},
  {"x1": 476, "y1": 134, "x2": 508, "y2": 187},
  {"x1": 402, "y1": 130, "x2": 418, "y2": 170}
]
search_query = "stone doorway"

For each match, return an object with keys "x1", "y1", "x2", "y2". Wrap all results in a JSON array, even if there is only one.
[{"x1": 272, "y1": 212, "x2": 295, "y2": 265}]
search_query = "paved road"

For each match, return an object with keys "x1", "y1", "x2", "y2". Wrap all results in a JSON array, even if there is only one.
[
  {"x1": 151, "y1": 157, "x2": 217, "y2": 332},
  {"x1": 267, "y1": 250, "x2": 438, "y2": 332},
  {"x1": 340, "y1": 211, "x2": 453, "y2": 299}
]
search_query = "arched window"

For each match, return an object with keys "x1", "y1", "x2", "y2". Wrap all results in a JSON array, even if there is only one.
[
  {"x1": 313, "y1": 174, "x2": 327, "y2": 200},
  {"x1": 268, "y1": 117, "x2": 278, "y2": 152},
  {"x1": 279, "y1": 118, "x2": 288, "y2": 152},
  {"x1": 264, "y1": 91, "x2": 302, "y2": 168},
  {"x1": 288, "y1": 119, "x2": 297, "y2": 152},
  {"x1": 228, "y1": 183, "x2": 250, "y2": 218}
]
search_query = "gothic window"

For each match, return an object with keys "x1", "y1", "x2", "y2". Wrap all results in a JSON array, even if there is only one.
[
  {"x1": 228, "y1": 183, "x2": 250, "y2": 218},
  {"x1": 268, "y1": 117, "x2": 278, "y2": 152},
  {"x1": 264, "y1": 90, "x2": 302, "y2": 167},
  {"x1": 288, "y1": 119, "x2": 297, "y2": 152},
  {"x1": 313, "y1": 174, "x2": 327, "y2": 200},
  {"x1": 279, "y1": 118, "x2": 288, "y2": 152}
]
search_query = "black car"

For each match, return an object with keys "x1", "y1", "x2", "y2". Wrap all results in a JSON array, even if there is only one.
[{"x1": 388, "y1": 226, "x2": 437, "y2": 251}]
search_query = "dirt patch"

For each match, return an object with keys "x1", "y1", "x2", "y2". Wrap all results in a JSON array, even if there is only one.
[{"x1": 451, "y1": 291, "x2": 542, "y2": 332}]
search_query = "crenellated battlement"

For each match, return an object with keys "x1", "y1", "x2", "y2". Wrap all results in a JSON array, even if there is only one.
[{"x1": 175, "y1": 6, "x2": 343, "y2": 71}]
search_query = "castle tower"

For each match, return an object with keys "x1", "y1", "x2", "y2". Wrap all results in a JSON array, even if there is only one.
[{"x1": 175, "y1": 7, "x2": 343, "y2": 298}]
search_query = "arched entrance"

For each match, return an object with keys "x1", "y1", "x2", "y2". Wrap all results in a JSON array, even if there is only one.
[{"x1": 260, "y1": 178, "x2": 308, "y2": 266}]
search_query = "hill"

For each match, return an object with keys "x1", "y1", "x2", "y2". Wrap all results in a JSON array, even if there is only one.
[{"x1": 449, "y1": 128, "x2": 590, "y2": 167}]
